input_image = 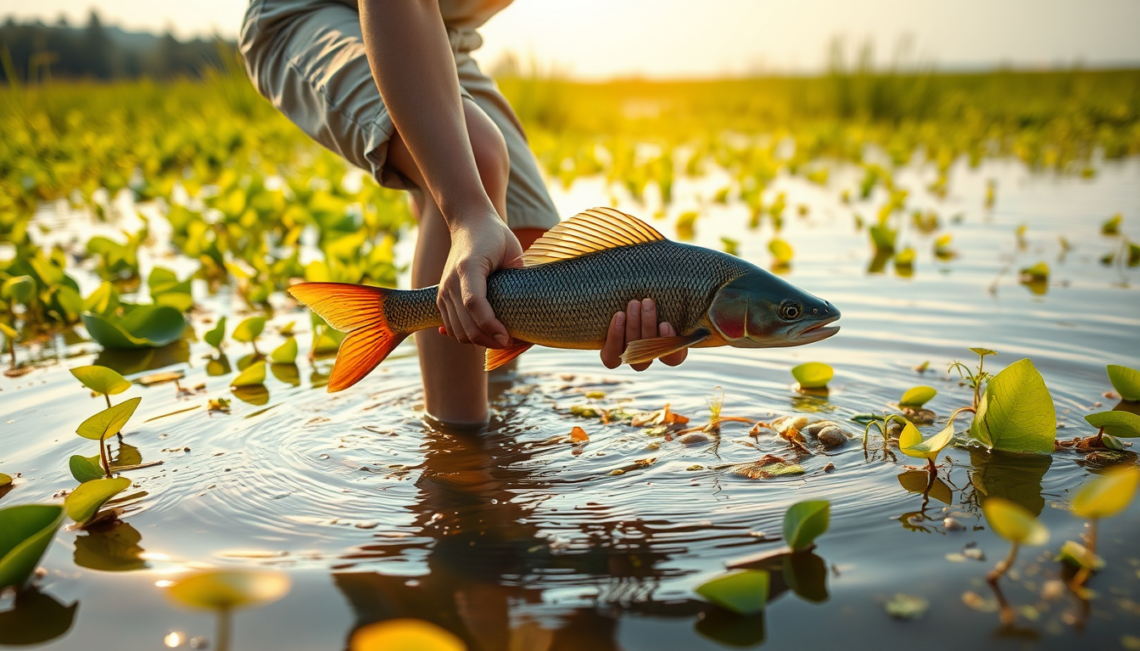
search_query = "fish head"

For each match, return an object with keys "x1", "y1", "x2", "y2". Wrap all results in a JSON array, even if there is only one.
[{"x1": 708, "y1": 271, "x2": 840, "y2": 348}]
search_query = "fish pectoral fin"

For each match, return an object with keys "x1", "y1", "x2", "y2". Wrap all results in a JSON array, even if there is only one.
[
  {"x1": 485, "y1": 340, "x2": 535, "y2": 371},
  {"x1": 621, "y1": 331, "x2": 708, "y2": 366}
]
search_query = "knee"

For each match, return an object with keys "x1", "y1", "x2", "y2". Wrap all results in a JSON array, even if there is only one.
[{"x1": 463, "y1": 102, "x2": 510, "y2": 200}]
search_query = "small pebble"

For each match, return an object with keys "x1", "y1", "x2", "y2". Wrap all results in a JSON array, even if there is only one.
[
  {"x1": 818, "y1": 426, "x2": 848, "y2": 449},
  {"x1": 823, "y1": 463, "x2": 836, "y2": 473},
  {"x1": 678, "y1": 433, "x2": 710, "y2": 446},
  {"x1": 1041, "y1": 580, "x2": 1065, "y2": 601},
  {"x1": 963, "y1": 547, "x2": 985, "y2": 561},
  {"x1": 943, "y1": 517, "x2": 966, "y2": 532}
]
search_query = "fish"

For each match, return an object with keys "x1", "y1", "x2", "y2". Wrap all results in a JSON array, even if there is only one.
[{"x1": 290, "y1": 208, "x2": 840, "y2": 392}]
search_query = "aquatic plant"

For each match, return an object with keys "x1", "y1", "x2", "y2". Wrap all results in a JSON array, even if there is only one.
[
  {"x1": 350, "y1": 620, "x2": 466, "y2": 651},
  {"x1": 230, "y1": 361, "x2": 267, "y2": 388},
  {"x1": 898, "y1": 420, "x2": 953, "y2": 475},
  {"x1": 791, "y1": 362, "x2": 833, "y2": 390},
  {"x1": 695, "y1": 570, "x2": 770, "y2": 616},
  {"x1": 0, "y1": 505, "x2": 65, "y2": 591},
  {"x1": 948, "y1": 347, "x2": 995, "y2": 411},
  {"x1": 982, "y1": 497, "x2": 1048, "y2": 583},
  {"x1": 1062, "y1": 466, "x2": 1140, "y2": 588},
  {"x1": 269, "y1": 337, "x2": 298, "y2": 364},
  {"x1": 967, "y1": 358, "x2": 1056, "y2": 455},
  {"x1": 232, "y1": 316, "x2": 267, "y2": 355},
  {"x1": 69, "y1": 365, "x2": 130, "y2": 408},
  {"x1": 74, "y1": 396, "x2": 142, "y2": 478},
  {"x1": 898, "y1": 386, "x2": 936, "y2": 408},
  {"x1": 783, "y1": 500, "x2": 830, "y2": 551},
  {"x1": 83, "y1": 304, "x2": 186, "y2": 349},
  {"x1": 167, "y1": 570, "x2": 291, "y2": 651},
  {"x1": 64, "y1": 477, "x2": 130, "y2": 526},
  {"x1": 1107, "y1": 364, "x2": 1140, "y2": 401},
  {"x1": 204, "y1": 317, "x2": 227, "y2": 351}
]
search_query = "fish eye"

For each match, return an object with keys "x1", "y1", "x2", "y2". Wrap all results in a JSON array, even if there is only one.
[{"x1": 778, "y1": 302, "x2": 802, "y2": 320}]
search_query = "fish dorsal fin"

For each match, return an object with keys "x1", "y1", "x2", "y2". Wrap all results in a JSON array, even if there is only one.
[{"x1": 522, "y1": 207, "x2": 665, "y2": 267}]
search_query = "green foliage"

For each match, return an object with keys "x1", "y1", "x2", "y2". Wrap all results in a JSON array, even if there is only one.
[
  {"x1": 76, "y1": 397, "x2": 142, "y2": 441},
  {"x1": 982, "y1": 497, "x2": 1048, "y2": 545},
  {"x1": 1107, "y1": 364, "x2": 1140, "y2": 402},
  {"x1": 968, "y1": 359, "x2": 1056, "y2": 455},
  {"x1": 82, "y1": 282, "x2": 121, "y2": 317},
  {"x1": 69, "y1": 365, "x2": 130, "y2": 396},
  {"x1": 0, "y1": 474, "x2": 9, "y2": 487},
  {"x1": 1085, "y1": 410, "x2": 1140, "y2": 437},
  {"x1": 1019, "y1": 261, "x2": 1050, "y2": 281},
  {"x1": 1102, "y1": 213, "x2": 1121, "y2": 235},
  {"x1": 0, "y1": 505, "x2": 65, "y2": 591},
  {"x1": 83, "y1": 305, "x2": 186, "y2": 349},
  {"x1": 898, "y1": 421, "x2": 954, "y2": 462},
  {"x1": 791, "y1": 362, "x2": 833, "y2": 389},
  {"x1": 1071, "y1": 466, "x2": 1140, "y2": 520},
  {"x1": 69, "y1": 455, "x2": 105, "y2": 483},
  {"x1": 1, "y1": 276, "x2": 34, "y2": 304},
  {"x1": 1056, "y1": 540, "x2": 1105, "y2": 570},
  {"x1": 270, "y1": 337, "x2": 298, "y2": 364},
  {"x1": 64, "y1": 477, "x2": 131, "y2": 525},
  {"x1": 231, "y1": 361, "x2": 267, "y2": 387},
  {"x1": 232, "y1": 316, "x2": 267, "y2": 344},
  {"x1": 694, "y1": 570, "x2": 769, "y2": 616},
  {"x1": 899, "y1": 386, "x2": 936, "y2": 407},
  {"x1": 783, "y1": 500, "x2": 830, "y2": 552},
  {"x1": 204, "y1": 317, "x2": 227, "y2": 350}
]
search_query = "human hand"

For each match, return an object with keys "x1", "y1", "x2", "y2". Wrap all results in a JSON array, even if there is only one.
[
  {"x1": 599, "y1": 298, "x2": 688, "y2": 371},
  {"x1": 436, "y1": 216, "x2": 523, "y2": 349}
]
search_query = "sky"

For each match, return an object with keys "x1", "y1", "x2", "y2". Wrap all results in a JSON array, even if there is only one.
[{"x1": 2, "y1": 0, "x2": 1139, "y2": 78}]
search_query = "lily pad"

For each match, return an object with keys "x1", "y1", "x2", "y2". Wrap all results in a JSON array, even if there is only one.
[
  {"x1": 899, "y1": 421, "x2": 954, "y2": 461},
  {"x1": 64, "y1": 477, "x2": 130, "y2": 524},
  {"x1": 166, "y1": 570, "x2": 290, "y2": 611},
  {"x1": 233, "y1": 316, "x2": 267, "y2": 344},
  {"x1": 899, "y1": 386, "x2": 937, "y2": 408},
  {"x1": 231, "y1": 361, "x2": 267, "y2": 388},
  {"x1": 0, "y1": 505, "x2": 65, "y2": 590},
  {"x1": 69, "y1": 365, "x2": 130, "y2": 396},
  {"x1": 204, "y1": 317, "x2": 227, "y2": 350},
  {"x1": 783, "y1": 500, "x2": 830, "y2": 552},
  {"x1": 1084, "y1": 410, "x2": 1140, "y2": 438},
  {"x1": 269, "y1": 337, "x2": 298, "y2": 364},
  {"x1": 69, "y1": 455, "x2": 105, "y2": 483},
  {"x1": 1071, "y1": 466, "x2": 1140, "y2": 520},
  {"x1": 1107, "y1": 365, "x2": 1140, "y2": 402},
  {"x1": 791, "y1": 362, "x2": 833, "y2": 389},
  {"x1": 968, "y1": 358, "x2": 1056, "y2": 455},
  {"x1": 76, "y1": 397, "x2": 142, "y2": 440},
  {"x1": 982, "y1": 497, "x2": 1048, "y2": 545},
  {"x1": 83, "y1": 305, "x2": 186, "y2": 349},
  {"x1": 695, "y1": 570, "x2": 769, "y2": 616},
  {"x1": 351, "y1": 619, "x2": 466, "y2": 651}
]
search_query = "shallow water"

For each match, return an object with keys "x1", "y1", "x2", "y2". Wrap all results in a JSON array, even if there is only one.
[{"x1": 2, "y1": 156, "x2": 1140, "y2": 650}]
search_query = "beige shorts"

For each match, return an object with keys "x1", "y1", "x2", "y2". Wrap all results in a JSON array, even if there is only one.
[{"x1": 239, "y1": 0, "x2": 559, "y2": 230}]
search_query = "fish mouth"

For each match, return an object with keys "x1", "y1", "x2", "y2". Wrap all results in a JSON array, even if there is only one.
[{"x1": 796, "y1": 315, "x2": 841, "y2": 343}]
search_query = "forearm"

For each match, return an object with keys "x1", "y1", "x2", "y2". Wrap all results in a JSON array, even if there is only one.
[{"x1": 359, "y1": 0, "x2": 494, "y2": 228}]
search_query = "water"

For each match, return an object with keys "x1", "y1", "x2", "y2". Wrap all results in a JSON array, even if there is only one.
[{"x1": 2, "y1": 156, "x2": 1139, "y2": 650}]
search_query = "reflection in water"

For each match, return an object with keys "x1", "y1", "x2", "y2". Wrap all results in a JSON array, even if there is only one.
[
  {"x1": 232, "y1": 386, "x2": 270, "y2": 406},
  {"x1": 0, "y1": 587, "x2": 78, "y2": 646},
  {"x1": 94, "y1": 339, "x2": 190, "y2": 375},
  {"x1": 270, "y1": 363, "x2": 301, "y2": 387},
  {"x1": 207, "y1": 354, "x2": 233, "y2": 377},
  {"x1": 74, "y1": 521, "x2": 149, "y2": 572},
  {"x1": 969, "y1": 449, "x2": 1052, "y2": 516}
]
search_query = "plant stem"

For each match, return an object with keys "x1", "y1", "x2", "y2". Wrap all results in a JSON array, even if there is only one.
[
  {"x1": 7, "y1": 339, "x2": 14, "y2": 367},
  {"x1": 1071, "y1": 519, "x2": 1100, "y2": 589},
  {"x1": 987, "y1": 541, "x2": 1019, "y2": 583},
  {"x1": 99, "y1": 438, "x2": 112, "y2": 478},
  {"x1": 103, "y1": 392, "x2": 112, "y2": 409},
  {"x1": 1095, "y1": 427, "x2": 1104, "y2": 446},
  {"x1": 926, "y1": 457, "x2": 938, "y2": 477},
  {"x1": 216, "y1": 608, "x2": 232, "y2": 651}
]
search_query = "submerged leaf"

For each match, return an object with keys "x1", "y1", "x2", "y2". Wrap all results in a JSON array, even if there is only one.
[
  {"x1": 69, "y1": 365, "x2": 130, "y2": 396},
  {"x1": 76, "y1": 397, "x2": 142, "y2": 441},
  {"x1": 1107, "y1": 365, "x2": 1140, "y2": 402},
  {"x1": 695, "y1": 570, "x2": 769, "y2": 616},
  {"x1": 64, "y1": 477, "x2": 130, "y2": 524},
  {"x1": 166, "y1": 570, "x2": 290, "y2": 611},
  {"x1": 1084, "y1": 410, "x2": 1140, "y2": 438},
  {"x1": 791, "y1": 362, "x2": 833, "y2": 389},
  {"x1": 968, "y1": 359, "x2": 1055, "y2": 455},
  {"x1": 0, "y1": 504, "x2": 65, "y2": 590},
  {"x1": 783, "y1": 500, "x2": 830, "y2": 552},
  {"x1": 899, "y1": 386, "x2": 937, "y2": 408},
  {"x1": 1071, "y1": 466, "x2": 1140, "y2": 520},
  {"x1": 982, "y1": 497, "x2": 1048, "y2": 545}
]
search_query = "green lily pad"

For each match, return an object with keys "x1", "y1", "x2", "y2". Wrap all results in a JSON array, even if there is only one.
[
  {"x1": 899, "y1": 386, "x2": 937, "y2": 408},
  {"x1": 982, "y1": 497, "x2": 1048, "y2": 545},
  {"x1": 0, "y1": 504, "x2": 65, "y2": 590},
  {"x1": 83, "y1": 305, "x2": 186, "y2": 349},
  {"x1": 1085, "y1": 410, "x2": 1140, "y2": 438},
  {"x1": 1071, "y1": 466, "x2": 1139, "y2": 520},
  {"x1": 791, "y1": 362, "x2": 833, "y2": 389},
  {"x1": 69, "y1": 365, "x2": 130, "y2": 396},
  {"x1": 1107, "y1": 365, "x2": 1140, "y2": 402},
  {"x1": 231, "y1": 361, "x2": 267, "y2": 388},
  {"x1": 232, "y1": 316, "x2": 266, "y2": 344},
  {"x1": 82, "y1": 282, "x2": 120, "y2": 317},
  {"x1": 204, "y1": 317, "x2": 226, "y2": 350},
  {"x1": 76, "y1": 396, "x2": 142, "y2": 441},
  {"x1": 783, "y1": 500, "x2": 830, "y2": 552},
  {"x1": 166, "y1": 570, "x2": 291, "y2": 611},
  {"x1": 69, "y1": 455, "x2": 105, "y2": 483},
  {"x1": 64, "y1": 477, "x2": 130, "y2": 525},
  {"x1": 269, "y1": 337, "x2": 298, "y2": 364},
  {"x1": 968, "y1": 358, "x2": 1056, "y2": 455},
  {"x1": 695, "y1": 570, "x2": 769, "y2": 616}
]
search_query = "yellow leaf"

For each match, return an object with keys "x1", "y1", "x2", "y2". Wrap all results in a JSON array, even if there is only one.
[
  {"x1": 351, "y1": 619, "x2": 465, "y2": 651},
  {"x1": 1071, "y1": 466, "x2": 1140, "y2": 520},
  {"x1": 166, "y1": 570, "x2": 290, "y2": 611},
  {"x1": 983, "y1": 497, "x2": 1048, "y2": 545},
  {"x1": 570, "y1": 426, "x2": 589, "y2": 443}
]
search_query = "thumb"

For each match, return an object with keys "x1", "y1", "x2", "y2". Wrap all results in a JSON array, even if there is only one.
[{"x1": 502, "y1": 231, "x2": 526, "y2": 270}]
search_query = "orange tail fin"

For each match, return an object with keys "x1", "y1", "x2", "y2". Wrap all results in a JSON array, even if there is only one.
[{"x1": 288, "y1": 282, "x2": 406, "y2": 393}]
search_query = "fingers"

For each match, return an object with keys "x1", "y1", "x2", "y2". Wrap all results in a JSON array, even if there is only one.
[
  {"x1": 624, "y1": 299, "x2": 641, "y2": 345},
  {"x1": 640, "y1": 299, "x2": 658, "y2": 339},
  {"x1": 438, "y1": 263, "x2": 508, "y2": 349},
  {"x1": 600, "y1": 311, "x2": 625, "y2": 369},
  {"x1": 660, "y1": 322, "x2": 688, "y2": 366}
]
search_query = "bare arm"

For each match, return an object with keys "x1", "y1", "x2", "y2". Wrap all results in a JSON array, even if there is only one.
[{"x1": 359, "y1": 0, "x2": 519, "y2": 348}]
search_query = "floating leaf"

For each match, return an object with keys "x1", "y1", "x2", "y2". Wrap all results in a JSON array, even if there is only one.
[
  {"x1": 791, "y1": 362, "x2": 833, "y2": 389},
  {"x1": 783, "y1": 500, "x2": 830, "y2": 552},
  {"x1": 69, "y1": 455, "x2": 105, "y2": 483},
  {"x1": 233, "y1": 316, "x2": 267, "y2": 344},
  {"x1": 899, "y1": 386, "x2": 936, "y2": 408},
  {"x1": 231, "y1": 361, "x2": 267, "y2": 388},
  {"x1": 166, "y1": 570, "x2": 290, "y2": 611},
  {"x1": 64, "y1": 477, "x2": 130, "y2": 524},
  {"x1": 269, "y1": 337, "x2": 298, "y2": 364},
  {"x1": 0, "y1": 474, "x2": 10, "y2": 487},
  {"x1": 1071, "y1": 466, "x2": 1140, "y2": 520},
  {"x1": 982, "y1": 497, "x2": 1048, "y2": 545},
  {"x1": 76, "y1": 397, "x2": 142, "y2": 441},
  {"x1": 570, "y1": 426, "x2": 589, "y2": 443},
  {"x1": 898, "y1": 421, "x2": 954, "y2": 461},
  {"x1": 83, "y1": 305, "x2": 186, "y2": 349},
  {"x1": 351, "y1": 619, "x2": 466, "y2": 651},
  {"x1": 1102, "y1": 213, "x2": 1121, "y2": 235},
  {"x1": 768, "y1": 238, "x2": 793, "y2": 264},
  {"x1": 204, "y1": 317, "x2": 227, "y2": 350},
  {"x1": 69, "y1": 365, "x2": 130, "y2": 396},
  {"x1": 968, "y1": 359, "x2": 1056, "y2": 455},
  {"x1": 1019, "y1": 261, "x2": 1049, "y2": 281},
  {"x1": 1055, "y1": 540, "x2": 1105, "y2": 570},
  {"x1": 1107, "y1": 365, "x2": 1140, "y2": 402},
  {"x1": 1084, "y1": 410, "x2": 1140, "y2": 438},
  {"x1": 869, "y1": 224, "x2": 896, "y2": 252},
  {"x1": 695, "y1": 570, "x2": 769, "y2": 616},
  {"x1": 0, "y1": 505, "x2": 65, "y2": 590}
]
